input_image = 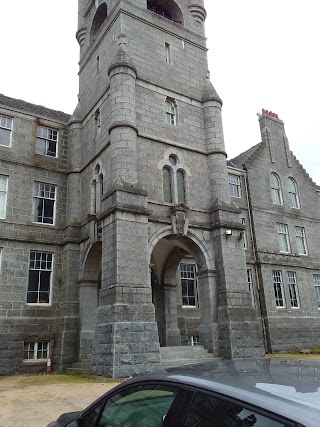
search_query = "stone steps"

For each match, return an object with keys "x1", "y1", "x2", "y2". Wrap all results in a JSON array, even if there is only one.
[
  {"x1": 65, "y1": 359, "x2": 91, "y2": 374},
  {"x1": 160, "y1": 345, "x2": 218, "y2": 368}
]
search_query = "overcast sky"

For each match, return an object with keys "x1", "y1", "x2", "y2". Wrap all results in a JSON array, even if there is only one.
[{"x1": 1, "y1": 1, "x2": 319, "y2": 184}]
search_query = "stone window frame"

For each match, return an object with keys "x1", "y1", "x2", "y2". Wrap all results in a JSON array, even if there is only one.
[
  {"x1": 165, "y1": 42, "x2": 171, "y2": 64},
  {"x1": 33, "y1": 182, "x2": 56, "y2": 225},
  {"x1": 0, "y1": 114, "x2": 13, "y2": 147},
  {"x1": 23, "y1": 340, "x2": 50, "y2": 361},
  {"x1": 314, "y1": 274, "x2": 320, "y2": 309},
  {"x1": 90, "y1": 162, "x2": 105, "y2": 214},
  {"x1": 36, "y1": 125, "x2": 59, "y2": 158},
  {"x1": 287, "y1": 177, "x2": 300, "y2": 209},
  {"x1": 188, "y1": 335, "x2": 200, "y2": 346},
  {"x1": 287, "y1": 271, "x2": 300, "y2": 308},
  {"x1": 272, "y1": 270, "x2": 286, "y2": 308},
  {"x1": 228, "y1": 173, "x2": 241, "y2": 198},
  {"x1": 276, "y1": 223, "x2": 291, "y2": 254},
  {"x1": 165, "y1": 97, "x2": 177, "y2": 126},
  {"x1": 270, "y1": 172, "x2": 283, "y2": 205},
  {"x1": 242, "y1": 218, "x2": 248, "y2": 249},
  {"x1": 0, "y1": 174, "x2": 8, "y2": 219},
  {"x1": 161, "y1": 153, "x2": 188, "y2": 205},
  {"x1": 247, "y1": 269, "x2": 255, "y2": 308},
  {"x1": 0, "y1": 247, "x2": 2, "y2": 272},
  {"x1": 180, "y1": 262, "x2": 198, "y2": 307},
  {"x1": 26, "y1": 250, "x2": 53, "y2": 305},
  {"x1": 294, "y1": 226, "x2": 308, "y2": 256}
]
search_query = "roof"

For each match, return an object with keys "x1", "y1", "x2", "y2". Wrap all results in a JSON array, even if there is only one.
[
  {"x1": 0, "y1": 93, "x2": 71, "y2": 124},
  {"x1": 229, "y1": 142, "x2": 262, "y2": 169}
]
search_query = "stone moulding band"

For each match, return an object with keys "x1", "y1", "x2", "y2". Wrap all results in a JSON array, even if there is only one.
[{"x1": 109, "y1": 122, "x2": 138, "y2": 134}]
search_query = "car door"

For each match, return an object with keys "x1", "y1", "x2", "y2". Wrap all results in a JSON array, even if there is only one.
[
  {"x1": 79, "y1": 382, "x2": 186, "y2": 427},
  {"x1": 179, "y1": 390, "x2": 298, "y2": 427}
]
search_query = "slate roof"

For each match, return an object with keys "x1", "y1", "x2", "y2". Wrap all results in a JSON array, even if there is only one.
[
  {"x1": 229, "y1": 142, "x2": 262, "y2": 169},
  {"x1": 0, "y1": 94, "x2": 71, "y2": 124}
]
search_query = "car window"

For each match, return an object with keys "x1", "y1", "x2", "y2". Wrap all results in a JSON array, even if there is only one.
[
  {"x1": 182, "y1": 392, "x2": 288, "y2": 427},
  {"x1": 97, "y1": 384, "x2": 179, "y2": 427}
]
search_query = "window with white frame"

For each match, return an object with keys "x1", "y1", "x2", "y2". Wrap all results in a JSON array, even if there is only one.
[
  {"x1": 272, "y1": 270, "x2": 285, "y2": 307},
  {"x1": 228, "y1": 174, "x2": 241, "y2": 198},
  {"x1": 181, "y1": 263, "x2": 197, "y2": 306},
  {"x1": 0, "y1": 175, "x2": 8, "y2": 219},
  {"x1": 36, "y1": 126, "x2": 58, "y2": 157},
  {"x1": 165, "y1": 98, "x2": 176, "y2": 125},
  {"x1": 0, "y1": 115, "x2": 13, "y2": 147},
  {"x1": 314, "y1": 275, "x2": 320, "y2": 308},
  {"x1": 295, "y1": 226, "x2": 307, "y2": 255},
  {"x1": 162, "y1": 155, "x2": 187, "y2": 205},
  {"x1": 23, "y1": 341, "x2": 49, "y2": 361},
  {"x1": 270, "y1": 173, "x2": 283, "y2": 205},
  {"x1": 27, "y1": 251, "x2": 53, "y2": 304},
  {"x1": 188, "y1": 335, "x2": 200, "y2": 346},
  {"x1": 288, "y1": 177, "x2": 300, "y2": 209},
  {"x1": 33, "y1": 182, "x2": 56, "y2": 224},
  {"x1": 287, "y1": 271, "x2": 300, "y2": 308},
  {"x1": 165, "y1": 42, "x2": 171, "y2": 63},
  {"x1": 277, "y1": 223, "x2": 290, "y2": 253}
]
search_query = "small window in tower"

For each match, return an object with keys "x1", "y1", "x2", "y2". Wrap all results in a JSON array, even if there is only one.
[
  {"x1": 165, "y1": 98, "x2": 176, "y2": 125},
  {"x1": 95, "y1": 109, "x2": 101, "y2": 134},
  {"x1": 97, "y1": 56, "x2": 100, "y2": 76},
  {"x1": 165, "y1": 42, "x2": 171, "y2": 63}
]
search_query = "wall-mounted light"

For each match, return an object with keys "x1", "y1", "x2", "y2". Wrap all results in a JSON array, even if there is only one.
[{"x1": 225, "y1": 229, "x2": 232, "y2": 238}]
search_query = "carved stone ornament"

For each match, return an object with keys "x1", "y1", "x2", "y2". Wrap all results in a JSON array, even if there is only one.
[
  {"x1": 171, "y1": 204, "x2": 190, "y2": 236},
  {"x1": 202, "y1": 230, "x2": 212, "y2": 243}
]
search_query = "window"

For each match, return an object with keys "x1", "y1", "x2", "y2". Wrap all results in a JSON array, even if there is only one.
[
  {"x1": 183, "y1": 392, "x2": 287, "y2": 427},
  {"x1": 163, "y1": 166, "x2": 172, "y2": 203},
  {"x1": 0, "y1": 175, "x2": 8, "y2": 219},
  {"x1": 33, "y1": 182, "x2": 56, "y2": 224},
  {"x1": 97, "y1": 384, "x2": 179, "y2": 427},
  {"x1": 287, "y1": 271, "x2": 300, "y2": 308},
  {"x1": 181, "y1": 263, "x2": 197, "y2": 306},
  {"x1": 36, "y1": 126, "x2": 58, "y2": 157},
  {"x1": 0, "y1": 247, "x2": 2, "y2": 271},
  {"x1": 0, "y1": 115, "x2": 13, "y2": 146},
  {"x1": 176, "y1": 169, "x2": 186, "y2": 203},
  {"x1": 270, "y1": 173, "x2": 283, "y2": 204},
  {"x1": 228, "y1": 174, "x2": 241, "y2": 198},
  {"x1": 272, "y1": 270, "x2": 285, "y2": 307},
  {"x1": 165, "y1": 98, "x2": 176, "y2": 125},
  {"x1": 95, "y1": 109, "x2": 101, "y2": 134},
  {"x1": 147, "y1": 0, "x2": 173, "y2": 20},
  {"x1": 165, "y1": 42, "x2": 171, "y2": 63},
  {"x1": 97, "y1": 55, "x2": 100, "y2": 76},
  {"x1": 188, "y1": 335, "x2": 200, "y2": 346},
  {"x1": 277, "y1": 223, "x2": 290, "y2": 253},
  {"x1": 288, "y1": 177, "x2": 300, "y2": 208},
  {"x1": 295, "y1": 226, "x2": 307, "y2": 255},
  {"x1": 27, "y1": 251, "x2": 53, "y2": 304},
  {"x1": 314, "y1": 275, "x2": 320, "y2": 308},
  {"x1": 162, "y1": 154, "x2": 187, "y2": 205},
  {"x1": 242, "y1": 218, "x2": 247, "y2": 249},
  {"x1": 23, "y1": 341, "x2": 49, "y2": 361}
]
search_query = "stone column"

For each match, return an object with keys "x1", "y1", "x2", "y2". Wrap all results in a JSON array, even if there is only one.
[{"x1": 164, "y1": 284, "x2": 181, "y2": 346}]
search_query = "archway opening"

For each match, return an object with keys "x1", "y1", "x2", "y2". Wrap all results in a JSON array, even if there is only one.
[
  {"x1": 147, "y1": 0, "x2": 183, "y2": 25},
  {"x1": 90, "y1": 2, "x2": 108, "y2": 43}
]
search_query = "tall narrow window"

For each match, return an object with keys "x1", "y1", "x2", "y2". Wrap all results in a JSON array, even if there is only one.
[
  {"x1": 33, "y1": 182, "x2": 56, "y2": 224},
  {"x1": 95, "y1": 109, "x2": 101, "y2": 134},
  {"x1": 288, "y1": 178, "x2": 300, "y2": 208},
  {"x1": 272, "y1": 270, "x2": 285, "y2": 307},
  {"x1": 97, "y1": 55, "x2": 100, "y2": 76},
  {"x1": 314, "y1": 275, "x2": 320, "y2": 308},
  {"x1": 270, "y1": 173, "x2": 283, "y2": 204},
  {"x1": 165, "y1": 98, "x2": 176, "y2": 125},
  {"x1": 91, "y1": 180, "x2": 97, "y2": 213},
  {"x1": 180, "y1": 263, "x2": 197, "y2": 306},
  {"x1": 287, "y1": 271, "x2": 300, "y2": 308},
  {"x1": 165, "y1": 42, "x2": 171, "y2": 63},
  {"x1": 163, "y1": 167, "x2": 173, "y2": 203},
  {"x1": 242, "y1": 218, "x2": 248, "y2": 249},
  {"x1": 295, "y1": 226, "x2": 307, "y2": 255},
  {"x1": 0, "y1": 175, "x2": 8, "y2": 219},
  {"x1": 36, "y1": 126, "x2": 58, "y2": 157},
  {"x1": 176, "y1": 169, "x2": 186, "y2": 204},
  {"x1": 277, "y1": 223, "x2": 290, "y2": 253},
  {"x1": 0, "y1": 115, "x2": 13, "y2": 147},
  {"x1": 27, "y1": 251, "x2": 53, "y2": 304},
  {"x1": 228, "y1": 174, "x2": 241, "y2": 198},
  {"x1": 99, "y1": 174, "x2": 104, "y2": 196},
  {"x1": 247, "y1": 269, "x2": 255, "y2": 307}
]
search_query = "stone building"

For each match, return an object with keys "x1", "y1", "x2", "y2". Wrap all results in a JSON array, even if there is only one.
[{"x1": 0, "y1": 0, "x2": 319, "y2": 377}]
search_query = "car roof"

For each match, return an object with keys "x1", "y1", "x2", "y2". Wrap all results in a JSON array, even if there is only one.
[{"x1": 121, "y1": 358, "x2": 320, "y2": 427}]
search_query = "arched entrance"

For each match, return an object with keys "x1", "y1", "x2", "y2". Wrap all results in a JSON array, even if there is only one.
[
  {"x1": 149, "y1": 227, "x2": 219, "y2": 355},
  {"x1": 79, "y1": 242, "x2": 102, "y2": 361}
]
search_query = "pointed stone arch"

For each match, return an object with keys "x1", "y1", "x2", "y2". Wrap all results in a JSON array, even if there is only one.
[{"x1": 90, "y1": 2, "x2": 108, "y2": 43}]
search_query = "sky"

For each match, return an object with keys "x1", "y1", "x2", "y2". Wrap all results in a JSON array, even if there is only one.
[{"x1": 0, "y1": 0, "x2": 319, "y2": 184}]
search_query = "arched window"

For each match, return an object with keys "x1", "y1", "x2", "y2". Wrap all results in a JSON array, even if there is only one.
[
  {"x1": 270, "y1": 173, "x2": 283, "y2": 205},
  {"x1": 287, "y1": 177, "x2": 300, "y2": 209},
  {"x1": 147, "y1": 0, "x2": 183, "y2": 24},
  {"x1": 163, "y1": 167, "x2": 172, "y2": 203},
  {"x1": 90, "y1": 3, "x2": 108, "y2": 43},
  {"x1": 176, "y1": 169, "x2": 186, "y2": 204}
]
